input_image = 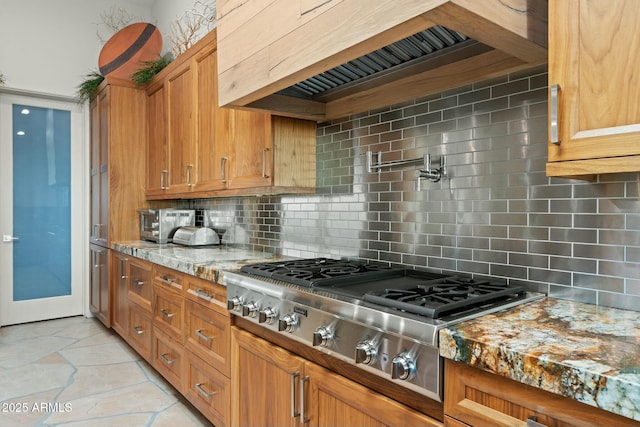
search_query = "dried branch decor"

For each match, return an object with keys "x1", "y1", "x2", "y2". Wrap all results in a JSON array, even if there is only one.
[
  {"x1": 170, "y1": 0, "x2": 216, "y2": 57},
  {"x1": 96, "y1": 5, "x2": 142, "y2": 44}
]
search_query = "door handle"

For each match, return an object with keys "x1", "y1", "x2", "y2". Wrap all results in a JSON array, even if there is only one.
[{"x1": 2, "y1": 235, "x2": 19, "y2": 243}]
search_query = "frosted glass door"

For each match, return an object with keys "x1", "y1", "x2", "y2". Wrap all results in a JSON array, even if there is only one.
[
  {"x1": 13, "y1": 104, "x2": 71, "y2": 300},
  {"x1": 0, "y1": 94, "x2": 83, "y2": 325}
]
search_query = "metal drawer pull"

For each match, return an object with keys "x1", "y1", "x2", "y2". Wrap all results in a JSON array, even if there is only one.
[
  {"x1": 300, "y1": 375, "x2": 310, "y2": 423},
  {"x1": 195, "y1": 288, "x2": 213, "y2": 301},
  {"x1": 160, "y1": 309, "x2": 175, "y2": 318},
  {"x1": 527, "y1": 417, "x2": 548, "y2": 427},
  {"x1": 290, "y1": 371, "x2": 300, "y2": 418},
  {"x1": 550, "y1": 84, "x2": 560, "y2": 144},
  {"x1": 158, "y1": 276, "x2": 174, "y2": 285},
  {"x1": 160, "y1": 353, "x2": 175, "y2": 365},
  {"x1": 134, "y1": 280, "x2": 145, "y2": 286},
  {"x1": 195, "y1": 329, "x2": 214, "y2": 341},
  {"x1": 133, "y1": 326, "x2": 144, "y2": 335},
  {"x1": 195, "y1": 383, "x2": 217, "y2": 398}
]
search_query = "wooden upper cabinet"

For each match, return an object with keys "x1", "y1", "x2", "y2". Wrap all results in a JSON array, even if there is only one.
[
  {"x1": 215, "y1": 0, "x2": 548, "y2": 121},
  {"x1": 547, "y1": 0, "x2": 640, "y2": 178},
  {"x1": 146, "y1": 83, "x2": 168, "y2": 196},
  {"x1": 90, "y1": 80, "x2": 148, "y2": 244},
  {"x1": 145, "y1": 29, "x2": 317, "y2": 200},
  {"x1": 196, "y1": 42, "x2": 229, "y2": 192},
  {"x1": 167, "y1": 63, "x2": 197, "y2": 192}
]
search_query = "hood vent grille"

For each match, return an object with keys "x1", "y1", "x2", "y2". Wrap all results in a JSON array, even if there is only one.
[{"x1": 278, "y1": 25, "x2": 470, "y2": 100}]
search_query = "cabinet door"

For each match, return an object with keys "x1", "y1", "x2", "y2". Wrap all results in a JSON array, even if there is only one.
[
  {"x1": 89, "y1": 244, "x2": 109, "y2": 327},
  {"x1": 547, "y1": 0, "x2": 640, "y2": 175},
  {"x1": 98, "y1": 90, "x2": 109, "y2": 244},
  {"x1": 146, "y1": 83, "x2": 168, "y2": 196},
  {"x1": 89, "y1": 98, "x2": 101, "y2": 244},
  {"x1": 232, "y1": 327, "x2": 304, "y2": 427},
  {"x1": 111, "y1": 251, "x2": 128, "y2": 336},
  {"x1": 195, "y1": 43, "x2": 230, "y2": 192},
  {"x1": 228, "y1": 109, "x2": 273, "y2": 189},
  {"x1": 167, "y1": 64, "x2": 197, "y2": 193},
  {"x1": 304, "y1": 362, "x2": 440, "y2": 427}
]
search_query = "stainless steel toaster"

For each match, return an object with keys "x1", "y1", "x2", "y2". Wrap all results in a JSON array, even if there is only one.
[{"x1": 139, "y1": 209, "x2": 195, "y2": 244}]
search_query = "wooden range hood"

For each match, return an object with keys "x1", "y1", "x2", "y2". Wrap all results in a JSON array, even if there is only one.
[{"x1": 216, "y1": 0, "x2": 548, "y2": 122}]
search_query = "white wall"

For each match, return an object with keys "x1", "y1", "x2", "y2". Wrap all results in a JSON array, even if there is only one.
[{"x1": 0, "y1": 0, "x2": 206, "y2": 97}]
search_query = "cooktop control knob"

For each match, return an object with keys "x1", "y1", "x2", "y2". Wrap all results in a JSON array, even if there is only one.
[
  {"x1": 278, "y1": 313, "x2": 298, "y2": 333},
  {"x1": 391, "y1": 353, "x2": 416, "y2": 380},
  {"x1": 226, "y1": 296, "x2": 243, "y2": 312},
  {"x1": 242, "y1": 301, "x2": 260, "y2": 318},
  {"x1": 258, "y1": 307, "x2": 277, "y2": 324},
  {"x1": 312, "y1": 325, "x2": 333, "y2": 347},
  {"x1": 354, "y1": 340, "x2": 377, "y2": 365}
]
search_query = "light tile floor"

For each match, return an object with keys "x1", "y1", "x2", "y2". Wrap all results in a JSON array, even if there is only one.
[{"x1": 0, "y1": 316, "x2": 213, "y2": 427}]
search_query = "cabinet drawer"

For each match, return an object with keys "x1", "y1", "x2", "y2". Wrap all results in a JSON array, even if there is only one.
[
  {"x1": 153, "y1": 328, "x2": 185, "y2": 393},
  {"x1": 184, "y1": 276, "x2": 227, "y2": 313},
  {"x1": 128, "y1": 305, "x2": 152, "y2": 362},
  {"x1": 444, "y1": 359, "x2": 640, "y2": 427},
  {"x1": 153, "y1": 265, "x2": 184, "y2": 292},
  {"x1": 153, "y1": 285, "x2": 184, "y2": 340},
  {"x1": 185, "y1": 352, "x2": 230, "y2": 427},
  {"x1": 185, "y1": 300, "x2": 230, "y2": 376},
  {"x1": 128, "y1": 259, "x2": 153, "y2": 311}
]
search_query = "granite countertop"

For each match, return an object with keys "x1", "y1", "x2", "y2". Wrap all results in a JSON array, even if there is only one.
[
  {"x1": 439, "y1": 297, "x2": 640, "y2": 421},
  {"x1": 112, "y1": 240, "x2": 289, "y2": 283}
]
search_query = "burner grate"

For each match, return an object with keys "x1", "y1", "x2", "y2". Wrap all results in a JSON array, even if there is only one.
[{"x1": 363, "y1": 277, "x2": 526, "y2": 319}]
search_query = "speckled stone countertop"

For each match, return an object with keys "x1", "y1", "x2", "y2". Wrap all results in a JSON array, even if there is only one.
[
  {"x1": 112, "y1": 241, "x2": 289, "y2": 283},
  {"x1": 439, "y1": 297, "x2": 640, "y2": 421}
]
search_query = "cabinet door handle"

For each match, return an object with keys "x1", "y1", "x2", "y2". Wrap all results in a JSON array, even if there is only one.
[
  {"x1": 195, "y1": 383, "x2": 217, "y2": 398},
  {"x1": 290, "y1": 371, "x2": 300, "y2": 418},
  {"x1": 220, "y1": 157, "x2": 228, "y2": 183},
  {"x1": 262, "y1": 148, "x2": 270, "y2": 178},
  {"x1": 299, "y1": 375, "x2": 310, "y2": 423},
  {"x1": 133, "y1": 326, "x2": 144, "y2": 335},
  {"x1": 160, "y1": 353, "x2": 175, "y2": 365},
  {"x1": 550, "y1": 84, "x2": 560, "y2": 145},
  {"x1": 160, "y1": 308, "x2": 175, "y2": 318},
  {"x1": 195, "y1": 329, "x2": 214, "y2": 341},
  {"x1": 120, "y1": 259, "x2": 128, "y2": 279},
  {"x1": 134, "y1": 279, "x2": 145, "y2": 286},
  {"x1": 186, "y1": 164, "x2": 194, "y2": 186},
  {"x1": 160, "y1": 169, "x2": 168, "y2": 189}
]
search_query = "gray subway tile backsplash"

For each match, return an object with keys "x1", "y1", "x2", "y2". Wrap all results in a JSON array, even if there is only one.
[{"x1": 185, "y1": 65, "x2": 640, "y2": 312}]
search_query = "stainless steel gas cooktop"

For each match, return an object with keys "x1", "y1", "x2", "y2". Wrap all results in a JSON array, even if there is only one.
[{"x1": 224, "y1": 257, "x2": 543, "y2": 402}]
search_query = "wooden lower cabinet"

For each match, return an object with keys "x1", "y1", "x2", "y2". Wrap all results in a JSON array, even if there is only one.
[
  {"x1": 152, "y1": 327, "x2": 185, "y2": 394},
  {"x1": 185, "y1": 352, "x2": 231, "y2": 427},
  {"x1": 110, "y1": 255, "x2": 231, "y2": 426},
  {"x1": 444, "y1": 359, "x2": 640, "y2": 427},
  {"x1": 184, "y1": 299, "x2": 230, "y2": 376},
  {"x1": 232, "y1": 326, "x2": 441, "y2": 427},
  {"x1": 128, "y1": 303, "x2": 153, "y2": 362},
  {"x1": 153, "y1": 283, "x2": 184, "y2": 340}
]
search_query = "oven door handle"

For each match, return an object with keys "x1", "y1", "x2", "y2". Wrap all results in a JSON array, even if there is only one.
[{"x1": 290, "y1": 371, "x2": 300, "y2": 418}]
